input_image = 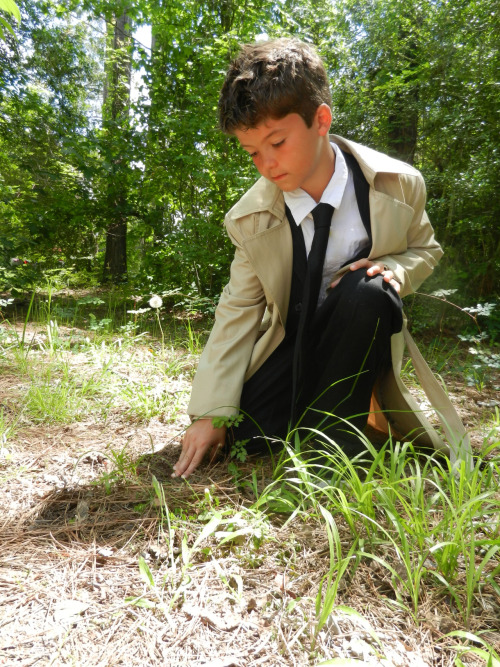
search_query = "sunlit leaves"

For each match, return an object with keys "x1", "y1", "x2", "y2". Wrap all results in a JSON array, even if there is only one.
[
  {"x1": 0, "y1": 0, "x2": 20, "y2": 39},
  {"x1": 0, "y1": 0, "x2": 497, "y2": 296}
]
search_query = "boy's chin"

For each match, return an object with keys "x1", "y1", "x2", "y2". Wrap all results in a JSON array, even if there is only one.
[{"x1": 269, "y1": 179, "x2": 294, "y2": 192}]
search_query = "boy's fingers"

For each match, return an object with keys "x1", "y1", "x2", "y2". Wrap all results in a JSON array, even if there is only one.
[
  {"x1": 332, "y1": 260, "x2": 389, "y2": 289},
  {"x1": 350, "y1": 258, "x2": 372, "y2": 271},
  {"x1": 379, "y1": 270, "x2": 401, "y2": 293},
  {"x1": 173, "y1": 442, "x2": 206, "y2": 478},
  {"x1": 391, "y1": 281, "x2": 401, "y2": 293},
  {"x1": 366, "y1": 264, "x2": 383, "y2": 275},
  {"x1": 329, "y1": 276, "x2": 342, "y2": 289},
  {"x1": 352, "y1": 260, "x2": 387, "y2": 276},
  {"x1": 179, "y1": 446, "x2": 208, "y2": 478},
  {"x1": 172, "y1": 437, "x2": 197, "y2": 476},
  {"x1": 380, "y1": 270, "x2": 401, "y2": 292},
  {"x1": 348, "y1": 261, "x2": 400, "y2": 293},
  {"x1": 172, "y1": 422, "x2": 227, "y2": 478}
]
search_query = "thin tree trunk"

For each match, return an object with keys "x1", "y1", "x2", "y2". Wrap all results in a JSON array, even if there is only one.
[
  {"x1": 388, "y1": 101, "x2": 418, "y2": 165},
  {"x1": 102, "y1": 9, "x2": 132, "y2": 284}
]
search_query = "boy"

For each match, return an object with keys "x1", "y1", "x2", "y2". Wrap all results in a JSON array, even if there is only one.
[{"x1": 173, "y1": 38, "x2": 470, "y2": 479}]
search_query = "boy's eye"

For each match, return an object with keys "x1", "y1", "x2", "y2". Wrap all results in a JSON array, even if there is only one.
[{"x1": 272, "y1": 139, "x2": 285, "y2": 148}]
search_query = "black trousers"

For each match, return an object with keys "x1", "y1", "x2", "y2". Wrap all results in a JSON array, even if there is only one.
[{"x1": 227, "y1": 269, "x2": 403, "y2": 456}]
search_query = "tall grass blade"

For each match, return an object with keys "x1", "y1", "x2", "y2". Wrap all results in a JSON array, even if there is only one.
[{"x1": 21, "y1": 291, "x2": 36, "y2": 348}]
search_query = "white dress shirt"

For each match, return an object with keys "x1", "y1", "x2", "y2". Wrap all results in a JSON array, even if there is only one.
[{"x1": 284, "y1": 143, "x2": 370, "y2": 306}]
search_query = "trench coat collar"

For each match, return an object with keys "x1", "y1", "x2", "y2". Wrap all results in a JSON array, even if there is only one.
[
  {"x1": 228, "y1": 134, "x2": 420, "y2": 220},
  {"x1": 330, "y1": 135, "x2": 421, "y2": 186}
]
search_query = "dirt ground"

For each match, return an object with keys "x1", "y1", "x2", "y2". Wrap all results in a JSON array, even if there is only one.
[{"x1": 0, "y1": 322, "x2": 499, "y2": 666}]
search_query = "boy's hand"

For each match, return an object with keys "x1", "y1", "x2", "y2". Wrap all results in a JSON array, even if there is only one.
[
  {"x1": 330, "y1": 259, "x2": 401, "y2": 293},
  {"x1": 172, "y1": 419, "x2": 227, "y2": 479}
]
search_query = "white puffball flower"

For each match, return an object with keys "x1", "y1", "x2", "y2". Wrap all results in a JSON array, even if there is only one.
[{"x1": 149, "y1": 295, "x2": 163, "y2": 309}]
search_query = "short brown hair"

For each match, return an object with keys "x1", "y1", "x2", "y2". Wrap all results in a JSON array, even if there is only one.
[{"x1": 218, "y1": 38, "x2": 331, "y2": 133}]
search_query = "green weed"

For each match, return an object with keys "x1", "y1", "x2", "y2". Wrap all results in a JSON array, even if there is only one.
[
  {"x1": 23, "y1": 362, "x2": 111, "y2": 424},
  {"x1": 252, "y1": 425, "x2": 500, "y2": 636},
  {"x1": 0, "y1": 406, "x2": 17, "y2": 448},
  {"x1": 121, "y1": 381, "x2": 175, "y2": 422},
  {"x1": 91, "y1": 446, "x2": 141, "y2": 494},
  {"x1": 444, "y1": 631, "x2": 500, "y2": 667},
  {"x1": 128, "y1": 476, "x2": 270, "y2": 612},
  {"x1": 314, "y1": 506, "x2": 359, "y2": 645},
  {"x1": 182, "y1": 319, "x2": 204, "y2": 355}
]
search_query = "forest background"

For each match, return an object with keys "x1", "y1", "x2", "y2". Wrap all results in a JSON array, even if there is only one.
[
  {"x1": 1, "y1": 2, "x2": 499, "y2": 664},
  {"x1": 0, "y1": 0, "x2": 499, "y2": 317}
]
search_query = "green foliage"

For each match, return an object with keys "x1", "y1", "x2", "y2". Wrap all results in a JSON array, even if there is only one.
[
  {"x1": 141, "y1": 474, "x2": 270, "y2": 611},
  {"x1": 444, "y1": 631, "x2": 500, "y2": 667},
  {"x1": 0, "y1": 0, "x2": 104, "y2": 285},
  {"x1": 0, "y1": 0, "x2": 20, "y2": 39},
  {"x1": 324, "y1": 0, "x2": 500, "y2": 296},
  {"x1": 211, "y1": 414, "x2": 244, "y2": 430},
  {"x1": 0, "y1": 0, "x2": 20, "y2": 20},
  {"x1": 92, "y1": 445, "x2": 141, "y2": 494},
  {"x1": 229, "y1": 438, "x2": 249, "y2": 463},
  {"x1": 0, "y1": 0, "x2": 497, "y2": 301}
]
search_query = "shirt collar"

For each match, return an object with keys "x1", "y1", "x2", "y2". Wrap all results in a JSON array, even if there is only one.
[{"x1": 283, "y1": 142, "x2": 348, "y2": 226}]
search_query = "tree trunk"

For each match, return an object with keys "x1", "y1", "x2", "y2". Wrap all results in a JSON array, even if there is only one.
[
  {"x1": 102, "y1": 9, "x2": 132, "y2": 284},
  {"x1": 387, "y1": 29, "x2": 419, "y2": 166},
  {"x1": 387, "y1": 101, "x2": 418, "y2": 165},
  {"x1": 102, "y1": 218, "x2": 127, "y2": 281}
]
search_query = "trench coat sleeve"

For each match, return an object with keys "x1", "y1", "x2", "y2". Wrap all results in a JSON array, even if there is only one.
[
  {"x1": 187, "y1": 230, "x2": 267, "y2": 419},
  {"x1": 370, "y1": 172, "x2": 443, "y2": 299}
]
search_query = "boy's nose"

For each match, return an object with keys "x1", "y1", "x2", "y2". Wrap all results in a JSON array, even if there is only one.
[{"x1": 263, "y1": 152, "x2": 278, "y2": 169}]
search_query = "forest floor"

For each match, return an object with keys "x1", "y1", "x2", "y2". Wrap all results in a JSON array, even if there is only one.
[{"x1": 0, "y1": 312, "x2": 499, "y2": 667}]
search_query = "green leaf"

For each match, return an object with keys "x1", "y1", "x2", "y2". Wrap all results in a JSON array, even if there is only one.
[
  {"x1": 0, "y1": 14, "x2": 15, "y2": 38},
  {"x1": 125, "y1": 596, "x2": 157, "y2": 609},
  {"x1": 138, "y1": 556, "x2": 155, "y2": 588},
  {"x1": 445, "y1": 631, "x2": 500, "y2": 667},
  {"x1": 449, "y1": 647, "x2": 500, "y2": 667},
  {"x1": 0, "y1": 0, "x2": 20, "y2": 23},
  {"x1": 190, "y1": 514, "x2": 221, "y2": 550}
]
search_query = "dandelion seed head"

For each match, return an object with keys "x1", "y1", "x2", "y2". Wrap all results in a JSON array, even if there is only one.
[{"x1": 149, "y1": 295, "x2": 163, "y2": 309}]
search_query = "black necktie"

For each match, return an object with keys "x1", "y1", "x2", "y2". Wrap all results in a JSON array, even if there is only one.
[
  {"x1": 302, "y1": 203, "x2": 334, "y2": 322},
  {"x1": 292, "y1": 203, "x2": 334, "y2": 418}
]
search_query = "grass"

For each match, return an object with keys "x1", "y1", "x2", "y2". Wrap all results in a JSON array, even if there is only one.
[
  {"x1": 0, "y1": 290, "x2": 499, "y2": 665},
  {"x1": 261, "y1": 435, "x2": 500, "y2": 625},
  {"x1": 22, "y1": 360, "x2": 110, "y2": 423}
]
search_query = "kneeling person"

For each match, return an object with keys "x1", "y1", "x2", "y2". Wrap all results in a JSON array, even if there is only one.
[{"x1": 173, "y1": 38, "x2": 447, "y2": 478}]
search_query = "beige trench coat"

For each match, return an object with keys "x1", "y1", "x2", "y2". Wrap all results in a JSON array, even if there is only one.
[{"x1": 188, "y1": 135, "x2": 472, "y2": 468}]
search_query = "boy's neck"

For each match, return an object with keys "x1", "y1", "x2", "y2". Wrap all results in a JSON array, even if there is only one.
[{"x1": 305, "y1": 138, "x2": 336, "y2": 203}]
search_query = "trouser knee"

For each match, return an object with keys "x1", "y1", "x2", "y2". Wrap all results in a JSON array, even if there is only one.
[{"x1": 322, "y1": 268, "x2": 403, "y2": 333}]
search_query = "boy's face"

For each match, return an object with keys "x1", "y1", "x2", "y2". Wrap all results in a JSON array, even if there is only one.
[{"x1": 234, "y1": 105, "x2": 334, "y2": 202}]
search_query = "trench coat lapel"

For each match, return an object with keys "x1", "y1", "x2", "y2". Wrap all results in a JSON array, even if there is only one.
[
  {"x1": 331, "y1": 135, "x2": 416, "y2": 259},
  {"x1": 241, "y1": 220, "x2": 292, "y2": 327}
]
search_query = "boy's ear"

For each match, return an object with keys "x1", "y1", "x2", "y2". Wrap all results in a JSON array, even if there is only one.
[{"x1": 315, "y1": 103, "x2": 333, "y2": 136}]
